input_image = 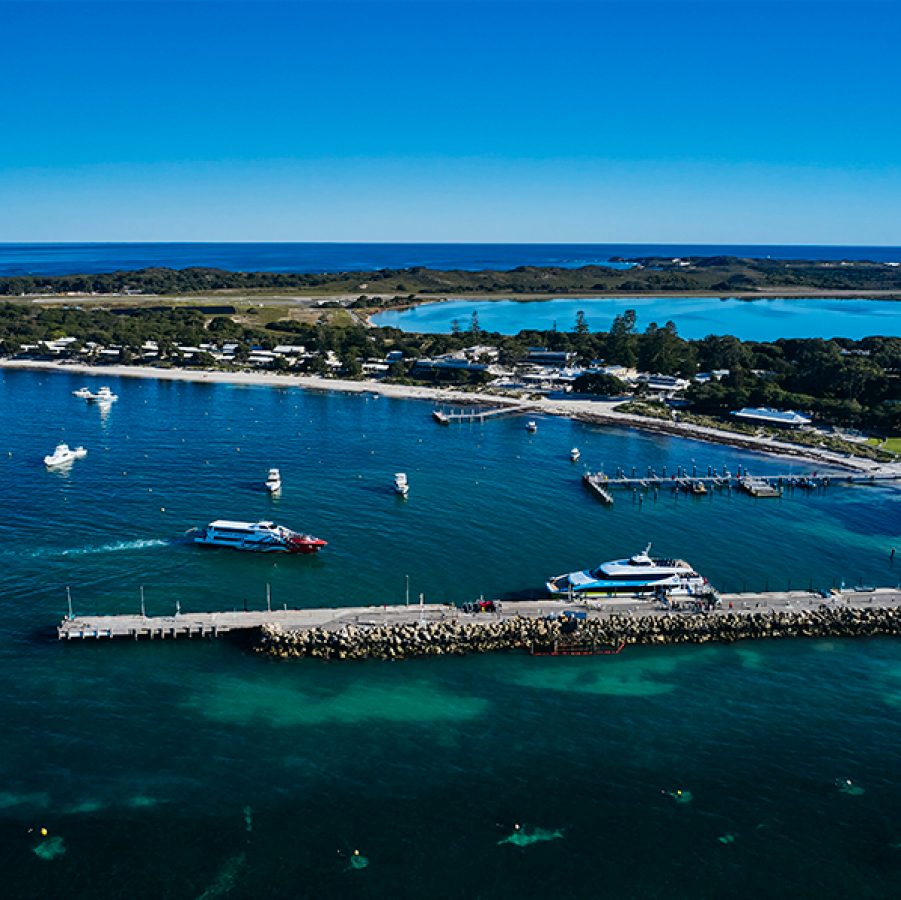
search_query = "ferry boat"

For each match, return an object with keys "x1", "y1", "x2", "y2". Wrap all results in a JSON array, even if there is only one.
[
  {"x1": 44, "y1": 443, "x2": 87, "y2": 468},
  {"x1": 192, "y1": 520, "x2": 326, "y2": 553},
  {"x1": 546, "y1": 544, "x2": 706, "y2": 596},
  {"x1": 265, "y1": 468, "x2": 282, "y2": 493},
  {"x1": 394, "y1": 472, "x2": 409, "y2": 496},
  {"x1": 570, "y1": 447, "x2": 581, "y2": 462}
]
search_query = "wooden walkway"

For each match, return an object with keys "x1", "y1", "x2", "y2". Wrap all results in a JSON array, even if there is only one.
[
  {"x1": 57, "y1": 589, "x2": 901, "y2": 641},
  {"x1": 433, "y1": 404, "x2": 531, "y2": 424}
]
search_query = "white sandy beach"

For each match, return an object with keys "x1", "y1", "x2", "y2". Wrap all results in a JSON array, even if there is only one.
[{"x1": 2, "y1": 358, "x2": 897, "y2": 475}]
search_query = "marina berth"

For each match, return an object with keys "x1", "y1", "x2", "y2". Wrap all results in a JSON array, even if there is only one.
[{"x1": 193, "y1": 519, "x2": 326, "y2": 554}]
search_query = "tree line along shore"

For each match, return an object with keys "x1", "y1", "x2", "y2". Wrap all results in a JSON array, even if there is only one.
[
  {"x1": 3, "y1": 257, "x2": 901, "y2": 300},
  {"x1": 1, "y1": 294, "x2": 899, "y2": 456}
]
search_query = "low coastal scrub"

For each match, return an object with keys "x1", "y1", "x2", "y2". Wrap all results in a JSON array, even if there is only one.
[
  {"x1": 3, "y1": 257, "x2": 901, "y2": 298},
  {"x1": 613, "y1": 402, "x2": 896, "y2": 462}
]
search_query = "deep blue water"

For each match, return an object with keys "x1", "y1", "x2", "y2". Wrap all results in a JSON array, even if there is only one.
[
  {"x1": 1, "y1": 242, "x2": 901, "y2": 276},
  {"x1": 2, "y1": 368, "x2": 901, "y2": 898},
  {"x1": 373, "y1": 296, "x2": 901, "y2": 341}
]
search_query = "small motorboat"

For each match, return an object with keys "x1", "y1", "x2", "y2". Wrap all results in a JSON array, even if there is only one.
[
  {"x1": 72, "y1": 387, "x2": 92, "y2": 399},
  {"x1": 570, "y1": 447, "x2": 581, "y2": 462},
  {"x1": 394, "y1": 472, "x2": 409, "y2": 497},
  {"x1": 526, "y1": 421, "x2": 538, "y2": 433},
  {"x1": 88, "y1": 386, "x2": 118, "y2": 403},
  {"x1": 265, "y1": 467, "x2": 282, "y2": 493},
  {"x1": 691, "y1": 481, "x2": 707, "y2": 495},
  {"x1": 44, "y1": 443, "x2": 87, "y2": 468}
]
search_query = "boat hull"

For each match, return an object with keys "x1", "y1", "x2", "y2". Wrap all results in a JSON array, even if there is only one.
[{"x1": 193, "y1": 536, "x2": 325, "y2": 554}]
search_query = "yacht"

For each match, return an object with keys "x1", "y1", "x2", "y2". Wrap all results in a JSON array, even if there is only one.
[
  {"x1": 44, "y1": 443, "x2": 87, "y2": 468},
  {"x1": 570, "y1": 447, "x2": 581, "y2": 462},
  {"x1": 394, "y1": 472, "x2": 409, "y2": 496},
  {"x1": 192, "y1": 520, "x2": 326, "y2": 554},
  {"x1": 72, "y1": 387, "x2": 93, "y2": 399},
  {"x1": 88, "y1": 386, "x2": 118, "y2": 403},
  {"x1": 265, "y1": 468, "x2": 282, "y2": 493},
  {"x1": 526, "y1": 421, "x2": 538, "y2": 433},
  {"x1": 546, "y1": 544, "x2": 706, "y2": 596}
]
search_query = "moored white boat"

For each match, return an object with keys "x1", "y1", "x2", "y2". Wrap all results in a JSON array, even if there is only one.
[
  {"x1": 72, "y1": 387, "x2": 92, "y2": 398},
  {"x1": 192, "y1": 520, "x2": 326, "y2": 554},
  {"x1": 87, "y1": 386, "x2": 118, "y2": 403},
  {"x1": 570, "y1": 447, "x2": 580, "y2": 462},
  {"x1": 546, "y1": 544, "x2": 708, "y2": 596},
  {"x1": 526, "y1": 420, "x2": 537, "y2": 433},
  {"x1": 44, "y1": 443, "x2": 87, "y2": 468},
  {"x1": 265, "y1": 468, "x2": 282, "y2": 493},
  {"x1": 394, "y1": 472, "x2": 409, "y2": 496}
]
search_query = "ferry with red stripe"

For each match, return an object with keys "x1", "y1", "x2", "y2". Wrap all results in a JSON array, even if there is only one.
[{"x1": 192, "y1": 520, "x2": 327, "y2": 554}]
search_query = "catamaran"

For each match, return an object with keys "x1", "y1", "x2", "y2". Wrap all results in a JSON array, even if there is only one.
[
  {"x1": 192, "y1": 520, "x2": 326, "y2": 554},
  {"x1": 546, "y1": 544, "x2": 707, "y2": 596}
]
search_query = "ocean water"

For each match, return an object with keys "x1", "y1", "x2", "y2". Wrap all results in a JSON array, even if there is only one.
[
  {"x1": 372, "y1": 296, "x2": 901, "y2": 342},
  {"x1": 2, "y1": 368, "x2": 901, "y2": 898},
  {"x1": 1, "y1": 242, "x2": 901, "y2": 276}
]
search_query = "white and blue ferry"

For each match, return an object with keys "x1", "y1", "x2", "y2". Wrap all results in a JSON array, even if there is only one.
[
  {"x1": 193, "y1": 520, "x2": 326, "y2": 554},
  {"x1": 547, "y1": 544, "x2": 705, "y2": 596}
]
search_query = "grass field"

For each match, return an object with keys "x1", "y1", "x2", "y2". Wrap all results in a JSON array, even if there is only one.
[{"x1": 867, "y1": 437, "x2": 901, "y2": 454}]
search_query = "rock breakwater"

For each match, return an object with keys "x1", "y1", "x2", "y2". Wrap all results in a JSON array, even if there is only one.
[{"x1": 256, "y1": 605, "x2": 901, "y2": 660}]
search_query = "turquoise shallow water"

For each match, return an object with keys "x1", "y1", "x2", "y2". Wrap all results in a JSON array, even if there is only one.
[
  {"x1": 2, "y1": 368, "x2": 901, "y2": 898},
  {"x1": 372, "y1": 296, "x2": 901, "y2": 341}
]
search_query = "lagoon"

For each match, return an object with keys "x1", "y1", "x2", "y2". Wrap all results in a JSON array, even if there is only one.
[{"x1": 372, "y1": 295, "x2": 901, "y2": 341}]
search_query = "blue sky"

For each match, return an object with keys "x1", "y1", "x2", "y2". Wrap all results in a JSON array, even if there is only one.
[{"x1": 0, "y1": 1, "x2": 899, "y2": 243}]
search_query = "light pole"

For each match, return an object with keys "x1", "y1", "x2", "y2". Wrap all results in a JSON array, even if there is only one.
[{"x1": 405, "y1": 574, "x2": 410, "y2": 607}]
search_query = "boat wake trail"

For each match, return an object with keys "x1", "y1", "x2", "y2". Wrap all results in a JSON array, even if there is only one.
[{"x1": 26, "y1": 539, "x2": 170, "y2": 559}]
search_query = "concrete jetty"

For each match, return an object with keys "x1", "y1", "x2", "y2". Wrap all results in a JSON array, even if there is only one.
[{"x1": 57, "y1": 588, "x2": 901, "y2": 645}]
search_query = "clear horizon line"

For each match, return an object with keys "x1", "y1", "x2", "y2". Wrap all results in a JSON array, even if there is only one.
[{"x1": 0, "y1": 240, "x2": 899, "y2": 249}]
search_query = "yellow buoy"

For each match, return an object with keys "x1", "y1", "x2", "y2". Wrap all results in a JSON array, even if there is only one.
[{"x1": 40, "y1": 827, "x2": 48, "y2": 837}]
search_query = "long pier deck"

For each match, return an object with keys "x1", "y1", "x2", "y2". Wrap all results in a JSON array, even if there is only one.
[
  {"x1": 432, "y1": 404, "x2": 531, "y2": 424},
  {"x1": 587, "y1": 471, "x2": 901, "y2": 491},
  {"x1": 57, "y1": 588, "x2": 901, "y2": 641}
]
